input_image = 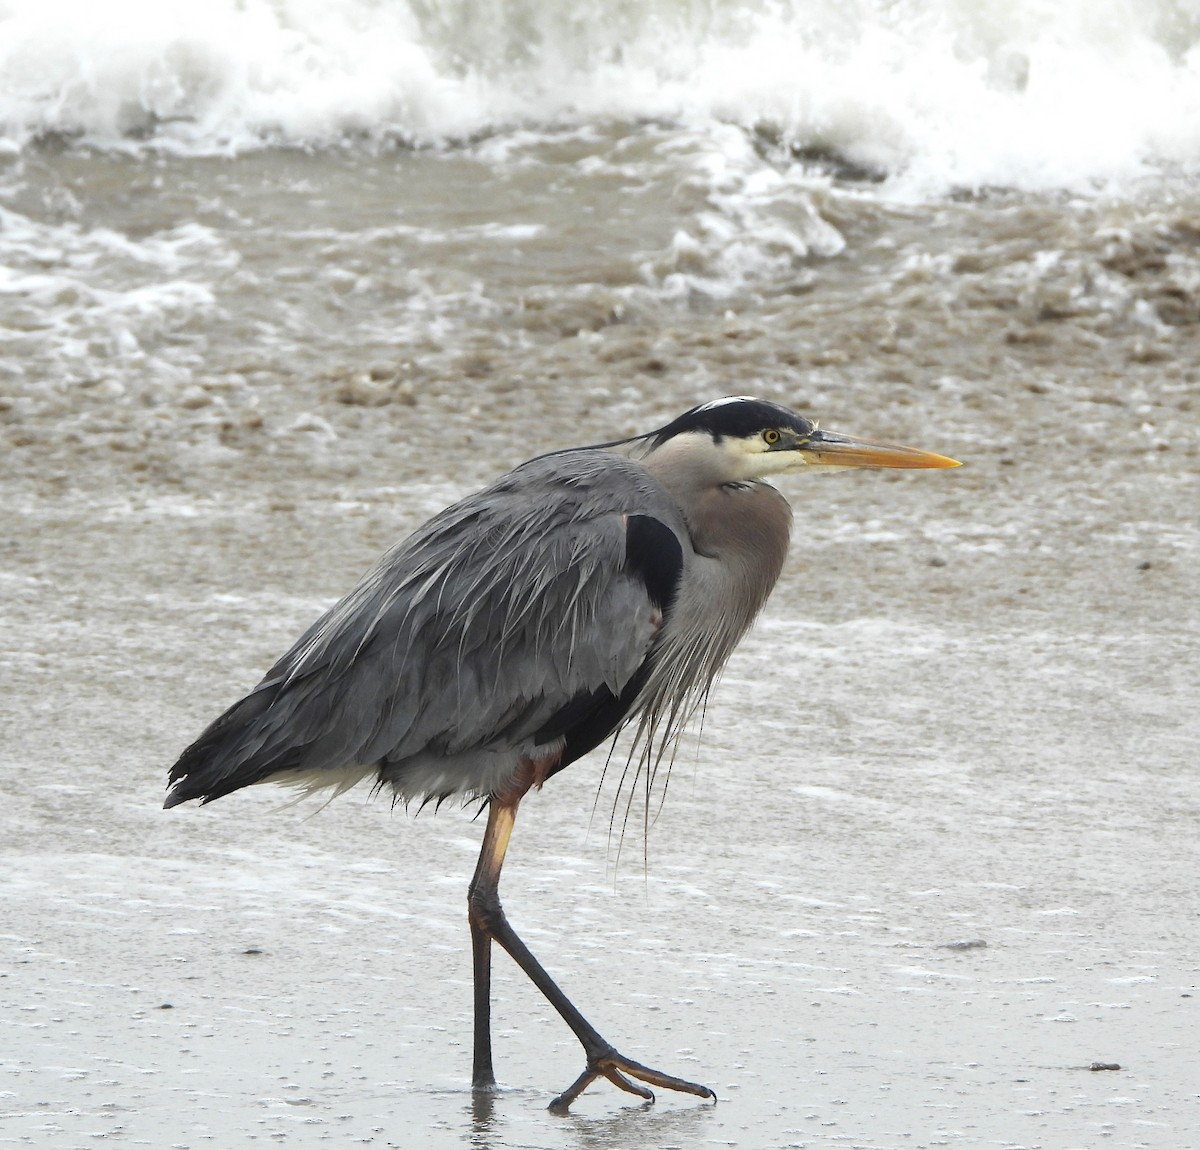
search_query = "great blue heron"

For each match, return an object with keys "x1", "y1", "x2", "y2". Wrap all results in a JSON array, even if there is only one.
[{"x1": 165, "y1": 396, "x2": 958, "y2": 1110}]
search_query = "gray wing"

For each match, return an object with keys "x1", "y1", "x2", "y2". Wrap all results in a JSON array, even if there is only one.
[{"x1": 164, "y1": 451, "x2": 687, "y2": 807}]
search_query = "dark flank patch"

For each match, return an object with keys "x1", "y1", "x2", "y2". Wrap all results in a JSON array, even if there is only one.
[
  {"x1": 624, "y1": 514, "x2": 683, "y2": 612},
  {"x1": 536, "y1": 514, "x2": 682, "y2": 774}
]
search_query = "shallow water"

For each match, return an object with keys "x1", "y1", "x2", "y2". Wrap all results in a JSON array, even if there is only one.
[
  {"x1": 2, "y1": 488, "x2": 1198, "y2": 1148},
  {"x1": 3, "y1": 5, "x2": 1200, "y2": 1146}
]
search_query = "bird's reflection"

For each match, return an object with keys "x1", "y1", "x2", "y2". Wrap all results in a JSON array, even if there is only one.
[
  {"x1": 468, "y1": 1088, "x2": 499, "y2": 1146},
  {"x1": 466, "y1": 1084, "x2": 715, "y2": 1150}
]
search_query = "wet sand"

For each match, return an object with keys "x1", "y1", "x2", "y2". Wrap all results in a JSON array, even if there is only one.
[{"x1": 2, "y1": 147, "x2": 1199, "y2": 1148}]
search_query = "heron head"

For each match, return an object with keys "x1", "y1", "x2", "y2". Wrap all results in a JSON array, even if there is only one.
[{"x1": 649, "y1": 396, "x2": 961, "y2": 480}]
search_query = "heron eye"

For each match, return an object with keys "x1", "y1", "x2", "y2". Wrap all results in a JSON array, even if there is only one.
[{"x1": 763, "y1": 429, "x2": 781, "y2": 446}]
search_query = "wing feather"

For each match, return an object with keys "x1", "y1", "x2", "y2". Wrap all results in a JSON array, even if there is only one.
[{"x1": 164, "y1": 451, "x2": 686, "y2": 807}]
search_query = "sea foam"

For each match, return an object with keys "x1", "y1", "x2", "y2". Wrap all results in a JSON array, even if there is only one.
[{"x1": 2, "y1": 1, "x2": 1200, "y2": 192}]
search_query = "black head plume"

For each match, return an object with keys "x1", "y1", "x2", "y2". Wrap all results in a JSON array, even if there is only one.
[{"x1": 649, "y1": 397, "x2": 815, "y2": 448}]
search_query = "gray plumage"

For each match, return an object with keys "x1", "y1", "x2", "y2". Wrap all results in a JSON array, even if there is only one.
[
  {"x1": 166, "y1": 451, "x2": 680, "y2": 806},
  {"x1": 164, "y1": 396, "x2": 958, "y2": 1110}
]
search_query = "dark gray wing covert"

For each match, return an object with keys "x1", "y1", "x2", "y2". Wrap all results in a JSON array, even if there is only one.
[{"x1": 164, "y1": 451, "x2": 686, "y2": 806}]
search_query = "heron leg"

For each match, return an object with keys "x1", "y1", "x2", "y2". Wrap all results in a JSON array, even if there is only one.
[
  {"x1": 467, "y1": 796, "x2": 511, "y2": 1091},
  {"x1": 466, "y1": 761, "x2": 716, "y2": 1112}
]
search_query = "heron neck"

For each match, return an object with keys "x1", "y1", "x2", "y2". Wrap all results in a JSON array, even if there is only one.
[{"x1": 642, "y1": 443, "x2": 793, "y2": 620}]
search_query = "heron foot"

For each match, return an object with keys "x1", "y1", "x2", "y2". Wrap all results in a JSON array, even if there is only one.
[{"x1": 548, "y1": 1048, "x2": 717, "y2": 1113}]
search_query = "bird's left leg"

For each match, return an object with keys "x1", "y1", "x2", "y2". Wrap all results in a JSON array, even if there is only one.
[
  {"x1": 467, "y1": 789, "x2": 510, "y2": 1092},
  {"x1": 467, "y1": 757, "x2": 716, "y2": 1111},
  {"x1": 467, "y1": 762, "x2": 539, "y2": 1092}
]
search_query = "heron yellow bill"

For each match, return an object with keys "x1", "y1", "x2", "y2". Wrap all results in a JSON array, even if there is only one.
[{"x1": 801, "y1": 428, "x2": 961, "y2": 469}]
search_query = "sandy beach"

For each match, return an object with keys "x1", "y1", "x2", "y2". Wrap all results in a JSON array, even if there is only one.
[{"x1": 3, "y1": 4, "x2": 1200, "y2": 1147}]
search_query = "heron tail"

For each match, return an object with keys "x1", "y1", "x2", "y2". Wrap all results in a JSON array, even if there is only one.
[{"x1": 163, "y1": 678, "x2": 305, "y2": 808}]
